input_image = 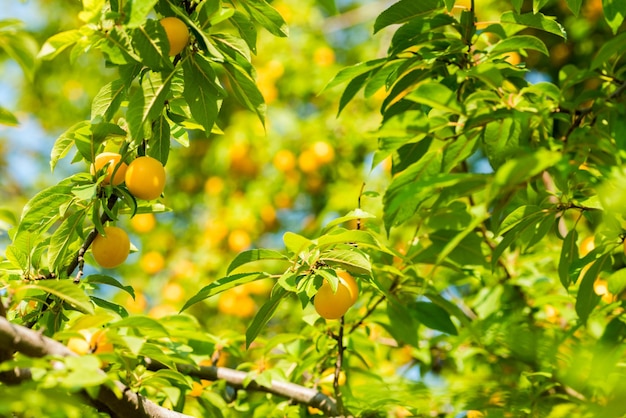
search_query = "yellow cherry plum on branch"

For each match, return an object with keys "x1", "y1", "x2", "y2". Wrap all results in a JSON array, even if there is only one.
[
  {"x1": 314, "y1": 270, "x2": 359, "y2": 320},
  {"x1": 159, "y1": 17, "x2": 189, "y2": 56},
  {"x1": 92, "y1": 226, "x2": 131, "y2": 269},
  {"x1": 91, "y1": 152, "x2": 127, "y2": 186},
  {"x1": 125, "y1": 156, "x2": 166, "y2": 200}
]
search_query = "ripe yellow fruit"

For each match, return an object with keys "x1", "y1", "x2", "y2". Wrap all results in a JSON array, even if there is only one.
[
  {"x1": 217, "y1": 291, "x2": 255, "y2": 318},
  {"x1": 67, "y1": 333, "x2": 91, "y2": 355},
  {"x1": 140, "y1": 250, "x2": 165, "y2": 274},
  {"x1": 314, "y1": 278, "x2": 354, "y2": 320},
  {"x1": 579, "y1": 236, "x2": 595, "y2": 257},
  {"x1": 90, "y1": 329, "x2": 114, "y2": 354},
  {"x1": 125, "y1": 156, "x2": 166, "y2": 200},
  {"x1": 159, "y1": 17, "x2": 189, "y2": 56},
  {"x1": 228, "y1": 229, "x2": 251, "y2": 253},
  {"x1": 273, "y1": 149, "x2": 296, "y2": 172},
  {"x1": 311, "y1": 141, "x2": 335, "y2": 165},
  {"x1": 130, "y1": 213, "x2": 156, "y2": 233},
  {"x1": 92, "y1": 226, "x2": 131, "y2": 269},
  {"x1": 313, "y1": 46, "x2": 335, "y2": 67},
  {"x1": 91, "y1": 152, "x2": 127, "y2": 186},
  {"x1": 162, "y1": 281, "x2": 185, "y2": 302}
]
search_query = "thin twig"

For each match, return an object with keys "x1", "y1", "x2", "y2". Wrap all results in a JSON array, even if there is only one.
[{"x1": 334, "y1": 316, "x2": 346, "y2": 416}]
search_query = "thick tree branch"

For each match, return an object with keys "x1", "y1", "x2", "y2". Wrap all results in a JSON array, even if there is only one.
[
  {"x1": 146, "y1": 360, "x2": 341, "y2": 417},
  {"x1": 0, "y1": 316, "x2": 341, "y2": 417},
  {"x1": 0, "y1": 316, "x2": 191, "y2": 418}
]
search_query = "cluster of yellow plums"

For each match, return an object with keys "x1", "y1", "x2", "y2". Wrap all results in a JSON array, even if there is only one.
[{"x1": 90, "y1": 152, "x2": 166, "y2": 269}]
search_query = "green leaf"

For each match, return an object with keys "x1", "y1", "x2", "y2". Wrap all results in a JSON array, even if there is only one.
[
  {"x1": 491, "y1": 35, "x2": 549, "y2": 57},
  {"x1": 492, "y1": 149, "x2": 561, "y2": 190},
  {"x1": 183, "y1": 54, "x2": 224, "y2": 133},
  {"x1": 16, "y1": 183, "x2": 74, "y2": 235},
  {"x1": 608, "y1": 268, "x2": 626, "y2": 296},
  {"x1": 500, "y1": 12, "x2": 567, "y2": 39},
  {"x1": 246, "y1": 287, "x2": 289, "y2": 348},
  {"x1": 0, "y1": 30, "x2": 39, "y2": 81},
  {"x1": 5, "y1": 230, "x2": 35, "y2": 272},
  {"x1": 497, "y1": 205, "x2": 543, "y2": 236},
  {"x1": 603, "y1": 0, "x2": 626, "y2": 34},
  {"x1": 317, "y1": 229, "x2": 381, "y2": 250},
  {"x1": 125, "y1": 0, "x2": 159, "y2": 28},
  {"x1": 38, "y1": 30, "x2": 82, "y2": 61},
  {"x1": 373, "y1": 0, "x2": 444, "y2": 34},
  {"x1": 511, "y1": 0, "x2": 524, "y2": 13},
  {"x1": 91, "y1": 296, "x2": 129, "y2": 317},
  {"x1": 410, "y1": 301, "x2": 458, "y2": 335},
  {"x1": 576, "y1": 254, "x2": 610, "y2": 323},
  {"x1": 227, "y1": 249, "x2": 288, "y2": 275},
  {"x1": 337, "y1": 72, "x2": 369, "y2": 116},
  {"x1": 131, "y1": 20, "x2": 172, "y2": 71},
  {"x1": 240, "y1": 0, "x2": 288, "y2": 37},
  {"x1": 50, "y1": 121, "x2": 91, "y2": 170},
  {"x1": 385, "y1": 300, "x2": 419, "y2": 347},
  {"x1": 321, "y1": 209, "x2": 377, "y2": 233},
  {"x1": 564, "y1": 0, "x2": 583, "y2": 15},
  {"x1": 180, "y1": 272, "x2": 270, "y2": 312},
  {"x1": 47, "y1": 211, "x2": 85, "y2": 274},
  {"x1": 559, "y1": 229, "x2": 578, "y2": 288},
  {"x1": 148, "y1": 114, "x2": 170, "y2": 165},
  {"x1": 230, "y1": 11, "x2": 257, "y2": 54},
  {"x1": 319, "y1": 249, "x2": 371, "y2": 275},
  {"x1": 90, "y1": 79, "x2": 127, "y2": 122},
  {"x1": 405, "y1": 82, "x2": 463, "y2": 115},
  {"x1": 283, "y1": 232, "x2": 314, "y2": 255},
  {"x1": 84, "y1": 274, "x2": 135, "y2": 298},
  {"x1": 17, "y1": 280, "x2": 94, "y2": 314},
  {"x1": 323, "y1": 58, "x2": 386, "y2": 92},
  {"x1": 127, "y1": 70, "x2": 173, "y2": 141},
  {"x1": 222, "y1": 62, "x2": 265, "y2": 125},
  {"x1": 0, "y1": 105, "x2": 19, "y2": 126},
  {"x1": 108, "y1": 315, "x2": 169, "y2": 337},
  {"x1": 590, "y1": 30, "x2": 626, "y2": 70}
]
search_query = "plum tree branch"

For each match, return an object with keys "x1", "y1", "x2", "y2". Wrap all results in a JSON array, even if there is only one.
[
  {"x1": 0, "y1": 316, "x2": 191, "y2": 418},
  {"x1": 145, "y1": 359, "x2": 341, "y2": 417},
  {"x1": 0, "y1": 315, "x2": 341, "y2": 417}
]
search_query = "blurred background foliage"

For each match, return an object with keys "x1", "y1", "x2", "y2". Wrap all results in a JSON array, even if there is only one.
[{"x1": 1, "y1": 0, "x2": 626, "y2": 417}]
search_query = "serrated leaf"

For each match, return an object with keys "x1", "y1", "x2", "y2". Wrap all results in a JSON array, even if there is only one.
[
  {"x1": 127, "y1": 70, "x2": 173, "y2": 141},
  {"x1": 17, "y1": 280, "x2": 94, "y2": 314},
  {"x1": 373, "y1": 0, "x2": 444, "y2": 34},
  {"x1": 84, "y1": 274, "x2": 135, "y2": 298},
  {"x1": 317, "y1": 229, "x2": 381, "y2": 250},
  {"x1": 321, "y1": 209, "x2": 376, "y2": 233},
  {"x1": 491, "y1": 35, "x2": 549, "y2": 57},
  {"x1": 500, "y1": 12, "x2": 567, "y2": 39},
  {"x1": 319, "y1": 249, "x2": 371, "y2": 275},
  {"x1": 180, "y1": 272, "x2": 270, "y2": 312},
  {"x1": 246, "y1": 287, "x2": 288, "y2": 348},
  {"x1": 410, "y1": 301, "x2": 458, "y2": 335},
  {"x1": 227, "y1": 249, "x2": 288, "y2": 275}
]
